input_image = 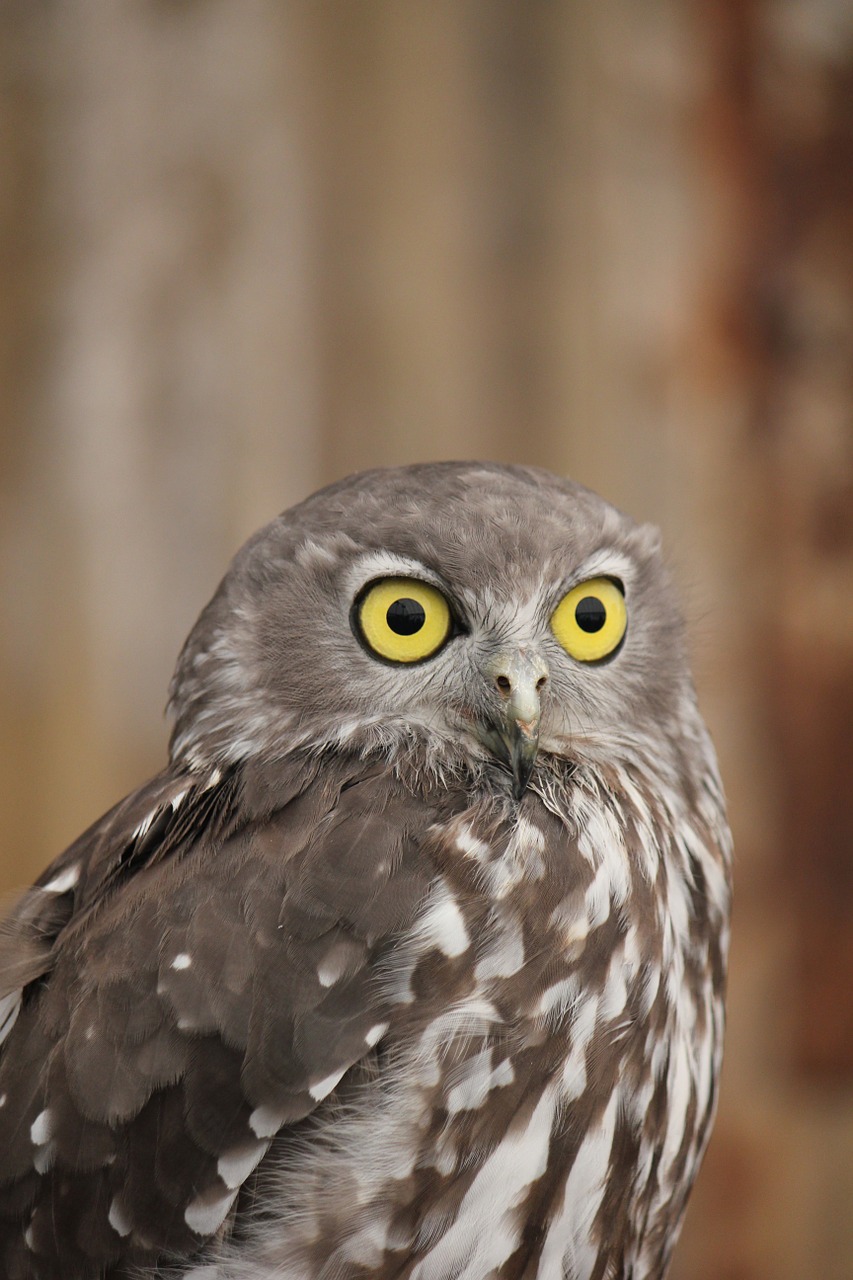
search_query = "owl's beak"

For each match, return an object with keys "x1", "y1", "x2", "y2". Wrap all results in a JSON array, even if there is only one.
[{"x1": 482, "y1": 649, "x2": 546, "y2": 801}]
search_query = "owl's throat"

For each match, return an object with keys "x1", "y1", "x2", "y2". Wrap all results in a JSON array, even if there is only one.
[{"x1": 476, "y1": 718, "x2": 540, "y2": 801}]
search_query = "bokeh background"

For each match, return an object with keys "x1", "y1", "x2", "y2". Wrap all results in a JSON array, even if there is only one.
[{"x1": 2, "y1": 3, "x2": 852, "y2": 1276}]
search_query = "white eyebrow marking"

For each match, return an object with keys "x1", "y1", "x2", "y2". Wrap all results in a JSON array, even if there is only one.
[
  {"x1": 344, "y1": 551, "x2": 449, "y2": 602},
  {"x1": 566, "y1": 548, "x2": 637, "y2": 592}
]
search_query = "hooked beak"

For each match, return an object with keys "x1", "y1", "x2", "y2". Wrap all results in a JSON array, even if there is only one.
[{"x1": 480, "y1": 649, "x2": 547, "y2": 801}]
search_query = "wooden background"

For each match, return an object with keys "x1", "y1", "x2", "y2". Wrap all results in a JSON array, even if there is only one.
[{"x1": 1, "y1": 3, "x2": 852, "y2": 1276}]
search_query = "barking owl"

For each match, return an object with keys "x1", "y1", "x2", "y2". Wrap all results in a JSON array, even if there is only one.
[{"x1": 0, "y1": 463, "x2": 731, "y2": 1280}]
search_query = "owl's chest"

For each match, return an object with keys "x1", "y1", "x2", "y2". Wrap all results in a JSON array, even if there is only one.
[
  {"x1": 370, "y1": 800, "x2": 719, "y2": 1268},
  {"x1": 247, "y1": 796, "x2": 721, "y2": 1280},
  {"x1": 399, "y1": 800, "x2": 682, "y2": 1055}
]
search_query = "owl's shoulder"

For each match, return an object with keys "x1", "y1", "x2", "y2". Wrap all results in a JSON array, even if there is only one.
[{"x1": 0, "y1": 751, "x2": 454, "y2": 1277}]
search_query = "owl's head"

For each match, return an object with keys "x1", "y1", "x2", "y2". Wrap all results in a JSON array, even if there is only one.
[{"x1": 169, "y1": 463, "x2": 697, "y2": 791}]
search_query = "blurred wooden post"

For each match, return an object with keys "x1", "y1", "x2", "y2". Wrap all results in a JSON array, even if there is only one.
[
  {"x1": 671, "y1": 4, "x2": 853, "y2": 1278},
  {"x1": 698, "y1": 0, "x2": 853, "y2": 1079}
]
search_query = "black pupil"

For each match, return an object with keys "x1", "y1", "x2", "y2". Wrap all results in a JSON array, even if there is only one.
[
  {"x1": 386, "y1": 598, "x2": 426, "y2": 636},
  {"x1": 575, "y1": 596, "x2": 606, "y2": 633}
]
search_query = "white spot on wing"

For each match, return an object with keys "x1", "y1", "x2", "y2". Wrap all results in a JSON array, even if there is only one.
[
  {"x1": 316, "y1": 940, "x2": 362, "y2": 988},
  {"x1": 0, "y1": 991, "x2": 21, "y2": 1046},
  {"x1": 42, "y1": 865, "x2": 79, "y2": 894},
  {"x1": 132, "y1": 809, "x2": 157, "y2": 840},
  {"x1": 30, "y1": 1109, "x2": 53, "y2": 1146},
  {"x1": 364, "y1": 1022, "x2": 388, "y2": 1048},
  {"x1": 33, "y1": 1143, "x2": 55, "y2": 1173},
  {"x1": 184, "y1": 1187, "x2": 238, "y2": 1236},
  {"x1": 217, "y1": 1140, "x2": 269, "y2": 1190},
  {"x1": 171, "y1": 953, "x2": 192, "y2": 970},
  {"x1": 308, "y1": 1066, "x2": 348, "y2": 1101},
  {"x1": 108, "y1": 1197, "x2": 132, "y2": 1237},
  {"x1": 317, "y1": 959, "x2": 339, "y2": 987},
  {"x1": 249, "y1": 1104, "x2": 287, "y2": 1139}
]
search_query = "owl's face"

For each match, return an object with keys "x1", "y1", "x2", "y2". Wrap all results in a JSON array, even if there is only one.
[{"x1": 169, "y1": 463, "x2": 693, "y2": 784}]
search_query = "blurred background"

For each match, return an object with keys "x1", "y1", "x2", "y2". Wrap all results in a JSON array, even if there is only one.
[{"x1": 1, "y1": 2, "x2": 852, "y2": 1276}]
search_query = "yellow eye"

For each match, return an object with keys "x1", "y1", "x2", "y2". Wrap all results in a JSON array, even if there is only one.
[
  {"x1": 356, "y1": 577, "x2": 452, "y2": 664},
  {"x1": 551, "y1": 577, "x2": 627, "y2": 662}
]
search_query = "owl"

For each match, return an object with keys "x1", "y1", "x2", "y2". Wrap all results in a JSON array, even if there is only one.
[{"x1": 0, "y1": 462, "x2": 731, "y2": 1280}]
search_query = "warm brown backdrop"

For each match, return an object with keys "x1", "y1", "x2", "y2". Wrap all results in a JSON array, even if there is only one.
[{"x1": 2, "y1": 4, "x2": 852, "y2": 1277}]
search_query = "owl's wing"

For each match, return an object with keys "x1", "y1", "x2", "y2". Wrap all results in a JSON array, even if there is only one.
[{"x1": 0, "y1": 754, "x2": 435, "y2": 1279}]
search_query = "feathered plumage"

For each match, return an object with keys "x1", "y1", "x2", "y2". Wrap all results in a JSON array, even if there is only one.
[{"x1": 0, "y1": 463, "x2": 731, "y2": 1279}]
